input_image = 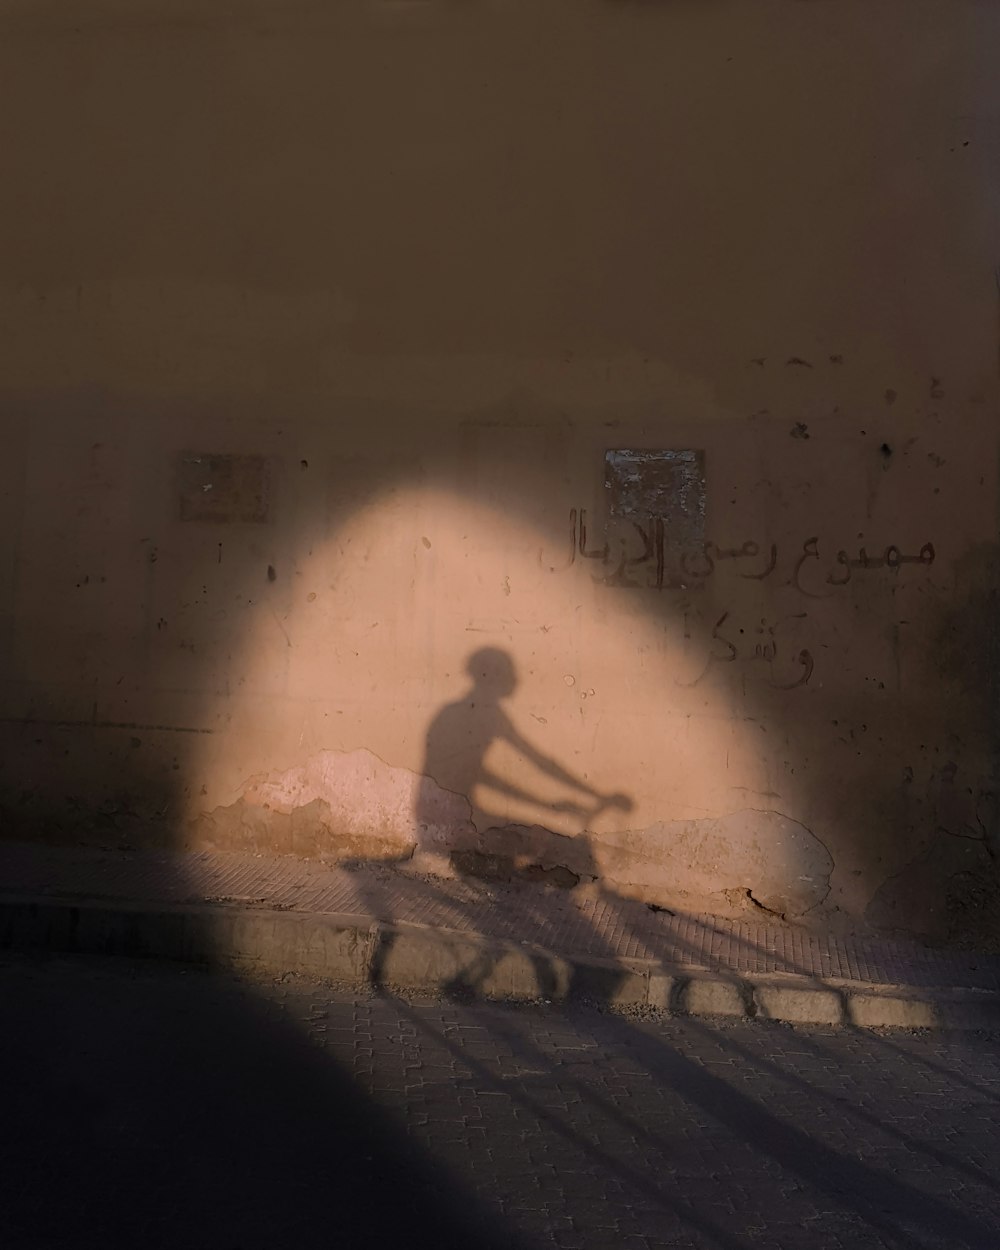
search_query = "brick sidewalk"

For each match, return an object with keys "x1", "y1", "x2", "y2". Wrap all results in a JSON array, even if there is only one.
[
  {"x1": 5, "y1": 953, "x2": 1000, "y2": 1249},
  {"x1": 2, "y1": 841, "x2": 998, "y2": 991}
]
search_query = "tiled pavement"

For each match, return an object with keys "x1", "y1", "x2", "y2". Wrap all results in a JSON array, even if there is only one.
[
  {"x1": 2, "y1": 951, "x2": 999, "y2": 1249},
  {"x1": 2, "y1": 840, "x2": 999, "y2": 990}
]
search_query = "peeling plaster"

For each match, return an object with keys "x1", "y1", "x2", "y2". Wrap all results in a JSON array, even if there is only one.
[
  {"x1": 591, "y1": 810, "x2": 833, "y2": 917},
  {"x1": 193, "y1": 749, "x2": 832, "y2": 918},
  {"x1": 194, "y1": 749, "x2": 476, "y2": 866}
]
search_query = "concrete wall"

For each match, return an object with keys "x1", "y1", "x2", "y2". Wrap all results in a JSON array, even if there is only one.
[{"x1": 1, "y1": 0, "x2": 998, "y2": 938}]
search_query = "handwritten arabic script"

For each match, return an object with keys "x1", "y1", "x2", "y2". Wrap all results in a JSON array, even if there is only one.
[
  {"x1": 678, "y1": 609, "x2": 815, "y2": 688},
  {"x1": 795, "y1": 537, "x2": 936, "y2": 595},
  {"x1": 543, "y1": 509, "x2": 936, "y2": 595}
]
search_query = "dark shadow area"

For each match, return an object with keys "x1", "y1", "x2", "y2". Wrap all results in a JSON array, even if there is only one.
[
  {"x1": 0, "y1": 954, "x2": 532, "y2": 1250},
  {"x1": 10, "y1": 948, "x2": 999, "y2": 1250}
]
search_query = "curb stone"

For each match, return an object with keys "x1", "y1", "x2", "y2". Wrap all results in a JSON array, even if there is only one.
[{"x1": 2, "y1": 894, "x2": 999, "y2": 1031}]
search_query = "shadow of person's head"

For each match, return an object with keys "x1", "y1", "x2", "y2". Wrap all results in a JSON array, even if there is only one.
[{"x1": 466, "y1": 646, "x2": 517, "y2": 701}]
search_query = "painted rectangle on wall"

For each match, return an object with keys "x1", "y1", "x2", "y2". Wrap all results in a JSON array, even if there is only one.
[
  {"x1": 604, "y1": 448, "x2": 705, "y2": 552},
  {"x1": 177, "y1": 453, "x2": 271, "y2": 524}
]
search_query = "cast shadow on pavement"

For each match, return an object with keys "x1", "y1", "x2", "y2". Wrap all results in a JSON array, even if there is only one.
[{"x1": 0, "y1": 955, "x2": 533, "y2": 1250}]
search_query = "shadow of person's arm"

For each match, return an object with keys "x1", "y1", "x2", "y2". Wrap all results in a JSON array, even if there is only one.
[
  {"x1": 501, "y1": 717, "x2": 608, "y2": 802},
  {"x1": 480, "y1": 758, "x2": 633, "y2": 824},
  {"x1": 477, "y1": 767, "x2": 569, "y2": 810}
]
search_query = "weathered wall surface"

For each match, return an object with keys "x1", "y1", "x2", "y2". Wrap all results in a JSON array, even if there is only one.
[{"x1": 1, "y1": 0, "x2": 998, "y2": 938}]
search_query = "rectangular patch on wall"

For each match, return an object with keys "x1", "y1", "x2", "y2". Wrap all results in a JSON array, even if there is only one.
[
  {"x1": 177, "y1": 453, "x2": 271, "y2": 523},
  {"x1": 597, "y1": 449, "x2": 707, "y2": 589},
  {"x1": 605, "y1": 448, "x2": 705, "y2": 542}
]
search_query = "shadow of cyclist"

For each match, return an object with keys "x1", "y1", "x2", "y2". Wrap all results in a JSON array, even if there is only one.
[{"x1": 416, "y1": 646, "x2": 631, "y2": 884}]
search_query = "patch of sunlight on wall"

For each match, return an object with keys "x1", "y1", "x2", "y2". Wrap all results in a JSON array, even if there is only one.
[{"x1": 188, "y1": 483, "x2": 773, "y2": 857}]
